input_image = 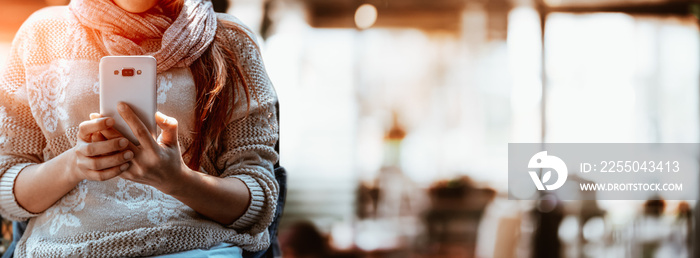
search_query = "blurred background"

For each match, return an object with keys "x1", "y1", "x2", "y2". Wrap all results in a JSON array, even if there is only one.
[{"x1": 1, "y1": 0, "x2": 699, "y2": 257}]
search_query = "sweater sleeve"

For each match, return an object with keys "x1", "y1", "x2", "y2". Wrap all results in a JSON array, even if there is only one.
[
  {"x1": 0, "y1": 17, "x2": 48, "y2": 221},
  {"x1": 211, "y1": 19, "x2": 279, "y2": 234}
]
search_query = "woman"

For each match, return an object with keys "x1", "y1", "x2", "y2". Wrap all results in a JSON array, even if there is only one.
[{"x1": 0, "y1": 0, "x2": 279, "y2": 256}]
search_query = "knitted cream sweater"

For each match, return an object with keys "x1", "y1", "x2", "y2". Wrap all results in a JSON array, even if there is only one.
[{"x1": 0, "y1": 6, "x2": 279, "y2": 257}]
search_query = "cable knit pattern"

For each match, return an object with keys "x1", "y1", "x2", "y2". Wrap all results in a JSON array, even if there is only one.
[{"x1": 0, "y1": 6, "x2": 278, "y2": 257}]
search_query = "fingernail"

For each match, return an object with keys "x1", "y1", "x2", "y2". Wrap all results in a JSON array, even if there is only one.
[
  {"x1": 118, "y1": 103, "x2": 126, "y2": 111},
  {"x1": 106, "y1": 118, "x2": 115, "y2": 127},
  {"x1": 119, "y1": 138, "x2": 128, "y2": 148},
  {"x1": 120, "y1": 163, "x2": 130, "y2": 171},
  {"x1": 123, "y1": 151, "x2": 133, "y2": 160}
]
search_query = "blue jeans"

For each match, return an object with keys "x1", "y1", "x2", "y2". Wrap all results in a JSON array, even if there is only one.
[{"x1": 150, "y1": 243, "x2": 242, "y2": 258}]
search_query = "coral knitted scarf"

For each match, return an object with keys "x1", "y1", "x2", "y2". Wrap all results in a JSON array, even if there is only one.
[{"x1": 69, "y1": 0, "x2": 217, "y2": 72}]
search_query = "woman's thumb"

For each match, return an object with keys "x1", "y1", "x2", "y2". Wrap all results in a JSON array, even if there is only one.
[{"x1": 155, "y1": 112, "x2": 178, "y2": 147}]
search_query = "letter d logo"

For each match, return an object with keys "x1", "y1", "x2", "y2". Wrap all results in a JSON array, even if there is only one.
[{"x1": 528, "y1": 151, "x2": 568, "y2": 190}]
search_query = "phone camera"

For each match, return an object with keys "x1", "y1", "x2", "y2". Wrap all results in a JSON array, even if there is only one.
[{"x1": 121, "y1": 68, "x2": 135, "y2": 77}]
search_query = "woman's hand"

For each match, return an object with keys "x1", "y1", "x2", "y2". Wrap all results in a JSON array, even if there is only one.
[
  {"x1": 71, "y1": 116, "x2": 133, "y2": 183},
  {"x1": 13, "y1": 115, "x2": 133, "y2": 214},
  {"x1": 116, "y1": 102, "x2": 190, "y2": 192},
  {"x1": 98, "y1": 103, "x2": 251, "y2": 225}
]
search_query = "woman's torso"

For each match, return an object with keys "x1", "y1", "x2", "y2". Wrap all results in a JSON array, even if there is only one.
[{"x1": 13, "y1": 6, "x2": 250, "y2": 257}]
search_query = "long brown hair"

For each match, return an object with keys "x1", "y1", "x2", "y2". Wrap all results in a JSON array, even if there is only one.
[{"x1": 163, "y1": 1, "x2": 254, "y2": 173}]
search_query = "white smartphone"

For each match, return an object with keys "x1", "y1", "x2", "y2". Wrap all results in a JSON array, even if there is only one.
[{"x1": 99, "y1": 56, "x2": 157, "y2": 145}]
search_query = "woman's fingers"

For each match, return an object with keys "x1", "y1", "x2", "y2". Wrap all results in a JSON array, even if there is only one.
[
  {"x1": 117, "y1": 102, "x2": 157, "y2": 150},
  {"x1": 155, "y1": 111, "x2": 178, "y2": 147},
  {"x1": 99, "y1": 128, "x2": 124, "y2": 140},
  {"x1": 78, "y1": 117, "x2": 115, "y2": 142},
  {"x1": 76, "y1": 137, "x2": 130, "y2": 157},
  {"x1": 90, "y1": 113, "x2": 126, "y2": 140},
  {"x1": 90, "y1": 132, "x2": 106, "y2": 142},
  {"x1": 74, "y1": 114, "x2": 134, "y2": 182},
  {"x1": 76, "y1": 149, "x2": 133, "y2": 171},
  {"x1": 81, "y1": 163, "x2": 131, "y2": 182},
  {"x1": 89, "y1": 113, "x2": 108, "y2": 142}
]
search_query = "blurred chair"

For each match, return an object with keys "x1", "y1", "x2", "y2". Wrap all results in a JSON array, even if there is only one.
[
  {"x1": 424, "y1": 176, "x2": 495, "y2": 257},
  {"x1": 278, "y1": 221, "x2": 330, "y2": 258}
]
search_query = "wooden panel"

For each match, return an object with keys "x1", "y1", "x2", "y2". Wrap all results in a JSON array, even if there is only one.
[{"x1": 303, "y1": 0, "x2": 470, "y2": 31}]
